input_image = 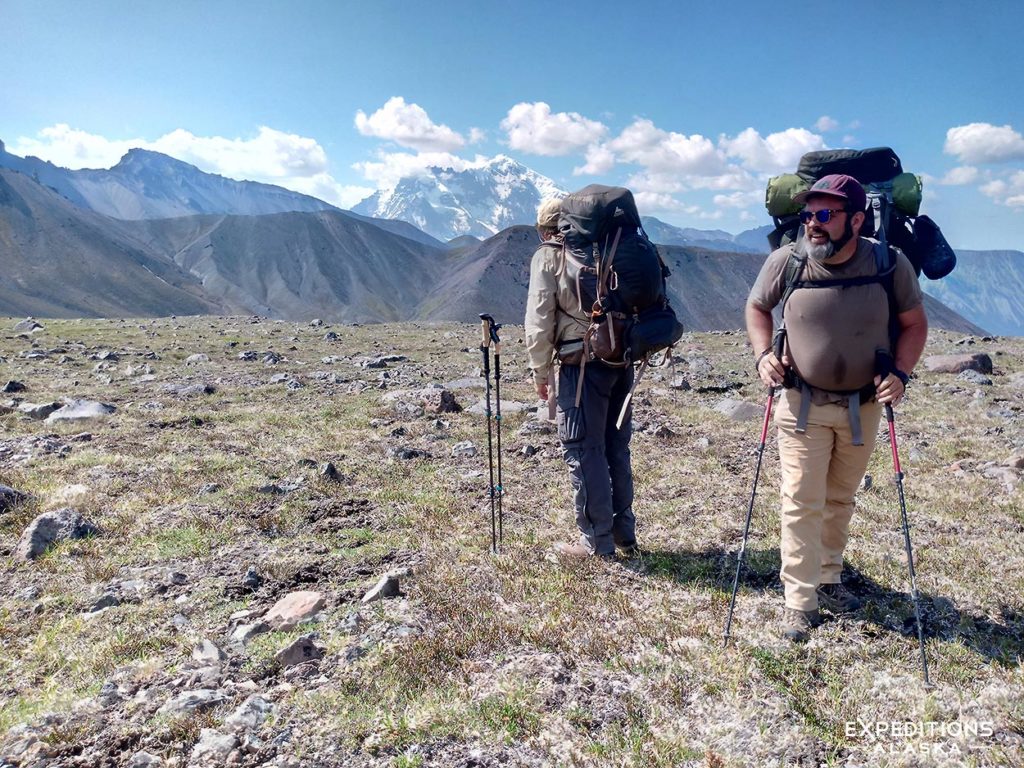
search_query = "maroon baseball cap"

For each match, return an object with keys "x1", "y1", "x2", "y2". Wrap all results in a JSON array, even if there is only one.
[{"x1": 794, "y1": 173, "x2": 867, "y2": 212}]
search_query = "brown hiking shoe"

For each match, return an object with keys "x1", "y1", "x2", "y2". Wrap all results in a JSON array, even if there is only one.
[
  {"x1": 816, "y1": 583, "x2": 863, "y2": 614},
  {"x1": 781, "y1": 608, "x2": 822, "y2": 642}
]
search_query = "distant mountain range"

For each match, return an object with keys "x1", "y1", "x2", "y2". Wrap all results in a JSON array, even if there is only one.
[
  {"x1": 0, "y1": 141, "x2": 1016, "y2": 335},
  {"x1": 352, "y1": 155, "x2": 565, "y2": 241}
]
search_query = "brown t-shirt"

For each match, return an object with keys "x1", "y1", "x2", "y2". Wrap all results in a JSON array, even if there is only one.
[{"x1": 748, "y1": 238, "x2": 923, "y2": 393}]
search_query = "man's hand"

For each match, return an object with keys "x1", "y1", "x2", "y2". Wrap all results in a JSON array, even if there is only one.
[
  {"x1": 536, "y1": 381, "x2": 549, "y2": 401},
  {"x1": 874, "y1": 373, "x2": 905, "y2": 406},
  {"x1": 756, "y1": 352, "x2": 789, "y2": 388}
]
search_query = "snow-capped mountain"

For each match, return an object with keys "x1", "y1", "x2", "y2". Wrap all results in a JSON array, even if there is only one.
[{"x1": 352, "y1": 155, "x2": 565, "y2": 241}]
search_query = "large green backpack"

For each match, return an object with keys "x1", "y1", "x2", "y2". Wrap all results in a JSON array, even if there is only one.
[{"x1": 765, "y1": 147, "x2": 957, "y2": 280}]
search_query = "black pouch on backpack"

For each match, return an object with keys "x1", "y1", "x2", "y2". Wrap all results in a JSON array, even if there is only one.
[
  {"x1": 913, "y1": 215, "x2": 957, "y2": 280},
  {"x1": 626, "y1": 305, "x2": 684, "y2": 361}
]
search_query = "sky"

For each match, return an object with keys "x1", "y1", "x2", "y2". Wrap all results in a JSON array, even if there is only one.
[{"x1": 2, "y1": 0, "x2": 1023, "y2": 250}]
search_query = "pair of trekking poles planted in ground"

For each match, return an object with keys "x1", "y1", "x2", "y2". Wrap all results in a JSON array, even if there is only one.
[
  {"x1": 723, "y1": 335, "x2": 931, "y2": 687},
  {"x1": 479, "y1": 313, "x2": 504, "y2": 555}
]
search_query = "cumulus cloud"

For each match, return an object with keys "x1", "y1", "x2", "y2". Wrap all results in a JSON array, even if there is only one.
[
  {"x1": 980, "y1": 170, "x2": 1024, "y2": 207},
  {"x1": 815, "y1": 115, "x2": 839, "y2": 132},
  {"x1": 354, "y1": 97, "x2": 466, "y2": 152},
  {"x1": 9, "y1": 124, "x2": 371, "y2": 209},
  {"x1": 945, "y1": 122, "x2": 1024, "y2": 164},
  {"x1": 609, "y1": 119, "x2": 726, "y2": 176},
  {"x1": 574, "y1": 143, "x2": 615, "y2": 176},
  {"x1": 719, "y1": 127, "x2": 826, "y2": 174},
  {"x1": 501, "y1": 102, "x2": 607, "y2": 156},
  {"x1": 713, "y1": 190, "x2": 763, "y2": 209},
  {"x1": 354, "y1": 150, "x2": 500, "y2": 189},
  {"x1": 937, "y1": 166, "x2": 980, "y2": 186}
]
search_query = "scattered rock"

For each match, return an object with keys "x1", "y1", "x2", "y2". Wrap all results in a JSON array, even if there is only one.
[
  {"x1": 15, "y1": 508, "x2": 100, "y2": 560},
  {"x1": 198, "y1": 483, "x2": 222, "y2": 495},
  {"x1": 231, "y1": 622, "x2": 270, "y2": 645},
  {"x1": 17, "y1": 401, "x2": 62, "y2": 420},
  {"x1": 416, "y1": 386, "x2": 462, "y2": 414},
  {"x1": 323, "y1": 331, "x2": 338, "y2": 341},
  {"x1": 0, "y1": 484, "x2": 27, "y2": 513},
  {"x1": 694, "y1": 437, "x2": 711, "y2": 450},
  {"x1": 923, "y1": 353, "x2": 993, "y2": 374},
  {"x1": 238, "y1": 350, "x2": 258, "y2": 361},
  {"x1": 521, "y1": 445, "x2": 539, "y2": 457},
  {"x1": 242, "y1": 567, "x2": 263, "y2": 591},
  {"x1": 860, "y1": 474, "x2": 873, "y2": 491},
  {"x1": 957, "y1": 369, "x2": 993, "y2": 385},
  {"x1": 190, "y1": 728, "x2": 239, "y2": 764},
  {"x1": 2, "y1": 380, "x2": 26, "y2": 393},
  {"x1": 713, "y1": 398, "x2": 764, "y2": 421},
  {"x1": 467, "y1": 399, "x2": 533, "y2": 416},
  {"x1": 309, "y1": 319, "x2": 324, "y2": 327},
  {"x1": 264, "y1": 591, "x2": 325, "y2": 631},
  {"x1": 394, "y1": 401, "x2": 425, "y2": 420},
  {"x1": 653, "y1": 424, "x2": 676, "y2": 439},
  {"x1": 127, "y1": 751, "x2": 163, "y2": 767},
  {"x1": 518, "y1": 419, "x2": 555, "y2": 436},
  {"x1": 224, "y1": 695, "x2": 274, "y2": 731},
  {"x1": 185, "y1": 353, "x2": 211, "y2": 365},
  {"x1": 13, "y1": 318, "x2": 43, "y2": 333},
  {"x1": 193, "y1": 640, "x2": 228, "y2": 664},
  {"x1": 390, "y1": 446, "x2": 431, "y2": 461},
  {"x1": 275, "y1": 635, "x2": 324, "y2": 667},
  {"x1": 362, "y1": 568, "x2": 410, "y2": 604},
  {"x1": 45, "y1": 399, "x2": 116, "y2": 422},
  {"x1": 451, "y1": 441, "x2": 478, "y2": 458},
  {"x1": 319, "y1": 462, "x2": 340, "y2": 481},
  {"x1": 670, "y1": 377, "x2": 691, "y2": 391},
  {"x1": 157, "y1": 689, "x2": 229, "y2": 716}
]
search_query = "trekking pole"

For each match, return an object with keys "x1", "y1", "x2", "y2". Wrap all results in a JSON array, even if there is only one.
[
  {"x1": 723, "y1": 331, "x2": 783, "y2": 647},
  {"x1": 484, "y1": 314, "x2": 504, "y2": 549},
  {"x1": 479, "y1": 314, "x2": 497, "y2": 554},
  {"x1": 885, "y1": 402, "x2": 932, "y2": 687}
]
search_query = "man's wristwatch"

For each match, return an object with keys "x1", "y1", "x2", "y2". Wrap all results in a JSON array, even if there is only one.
[{"x1": 754, "y1": 347, "x2": 772, "y2": 372}]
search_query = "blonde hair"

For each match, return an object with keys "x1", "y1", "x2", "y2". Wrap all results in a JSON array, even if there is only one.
[{"x1": 536, "y1": 197, "x2": 562, "y2": 231}]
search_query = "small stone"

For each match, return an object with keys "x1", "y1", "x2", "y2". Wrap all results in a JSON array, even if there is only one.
[
  {"x1": 2, "y1": 380, "x2": 26, "y2": 393},
  {"x1": 694, "y1": 437, "x2": 711, "y2": 450},
  {"x1": 323, "y1": 331, "x2": 338, "y2": 341},
  {"x1": 274, "y1": 635, "x2": 324, "y2": 668},
  {"x1": 242, "y1": 567, "x2": 262, "y2": 590},
  {"x1": 520, "y1": 445, "x2": 539, "y2": 457},
  {"x1": 341, "y1": 612, "x2": 362, "y2": 634},
  {"x1": 198, "y1": 483, "x2": 222, "y2": 495},
  {"x1": 190, "y1": 729, "x2": 239, "y2": 763},
  {"x1": 13, "y1": 318, "x2": 43, "y2": 333},
  {"x1": 185, "y1": 354, "x2": 211, "y2": 365},
  {"x1": 0, "y1": 484, "x2": 27, "y2": 513},
  {"x1": 713, "y1": 398, "x2": 764, "y2": 421},
  {"x1": 127, "y1": 751, "x2": 163, "y2": 767},
  {"x1": 653, "y1": 425, "x2": 676, "y2": 438},
  {"x1": 193, "y1": 640, "x2": 227, "y2": 664},
  {"x1": 860, "y1": 474, "x2": 873, "y2": 491},
  {"x1": 15, "y1": 508, "x2": 100, "y2": 560},
  {"x1": 264, "y1": 591, "x2": 325, "y2": 631},
  {"x1": 451, "y1": 441, "x2": 478, "y2": 458},
  {"x1": 17, "y1": 401, "x2": 62, "y2": 420},
  {"x1": 362, "y1": 569, "x2": 410, "y2": 604},
  {"x1": 319, "y1": 462, "x2": 340, "y2": 481},
  {"x1": 224, "y1": 695, "x2": 274, "y2": 732},
  {"x1": 231, "y1": 622, "x2": 270, "y2": 645},
  {"x1": 157, "y1": 689, "x2": 228, "y2": 716},
  {"x1": 923, "y1": 353, "x2": 993, "y2": 375},
  {"x1": 45, "y1": 399, "x2": 116, "y2": 422},
  {"x1": 957, "y1": 369, "x2": 993, "y2": 386},
  {"x1": 89, "y1": 592, "x2": 121, "y2": 612}
]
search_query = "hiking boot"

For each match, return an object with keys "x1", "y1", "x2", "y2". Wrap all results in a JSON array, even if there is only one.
[
  {"x1": 553, "y1": 542, "x2": 614, "y2": 560},
  {"x1": 616, "y1": 540, "x2": 639, "y2": 556},
  {"x1": 816, "y1": 583, "x2": 863, "y2": 614},
  {"x1": 781, "y1": 608, "x2": 822, "y2": 643}
]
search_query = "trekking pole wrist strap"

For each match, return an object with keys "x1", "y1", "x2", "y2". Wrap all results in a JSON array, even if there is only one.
[
  {"x1": 754, "y1": 347, "x2": 772, "y2": 372},
  {"x1": 892, "y1": 368, "x2": 910, "y2": 386}
]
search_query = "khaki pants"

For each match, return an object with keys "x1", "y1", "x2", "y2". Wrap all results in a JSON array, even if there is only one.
[{"x1": 775, "y1": 388, "x2": 882, "y2": 610}]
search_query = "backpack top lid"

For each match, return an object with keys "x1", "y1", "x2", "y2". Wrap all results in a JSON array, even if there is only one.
[
  {"x1": 797, "y1": 147, "x2": 903, "y2": 185},
  {"x1": 558, "y1": 184, "x2": 642, "y2": 243}
]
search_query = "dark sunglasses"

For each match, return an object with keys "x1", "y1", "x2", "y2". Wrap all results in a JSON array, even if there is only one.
[{"x1": 799, "y1": 208, "x2": 847, "y2": 225}]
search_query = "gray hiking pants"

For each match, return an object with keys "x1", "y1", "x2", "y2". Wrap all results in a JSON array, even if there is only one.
[{"x1": 557, "y1": 362, "x2": 635, "y2": 556}]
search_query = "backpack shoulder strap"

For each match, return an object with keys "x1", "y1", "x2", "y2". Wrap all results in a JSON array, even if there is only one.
[
  {"x1": 873, "y1": 239, "x2": 900, "y2": 348},
  {"x1": 780, "y1": 242, "x2": 807, "y2": 314}
]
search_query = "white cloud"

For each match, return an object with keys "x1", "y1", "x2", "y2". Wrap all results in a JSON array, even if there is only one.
[
  {"x1": 713, "y1": 190, "x2": 762, "y2": 209},
  {"x1": 609, "y1": 119, "x2": 726, "y2": 176},
  {"x1": 10, "y1": 124, "x2": 368, "y2": 208},
  {"x1": 632, "y1": 191, "x2": 698, "y2": 215},
  {"x1": 938, "y1": 166, "x2": 980, "y2": 186},
  {"x1": 841, "y1": 134, "x2": 858, "y2": 145},
  {"x1": 815, "y1": 116, "x2": 839, "y2": 132},
  {"x1": 980, "y1": 170, "x2": 1024, "y2": 207},
  {"x1": 354, "y1": 97, "x2": 465, "y2": 152},
  {"x1": 944, "y1": 122, "x2": 1024, "y2": 164},
  {"x1": 353, "y1": 150, "x2": 505, "y2": 189},
  {"x1": 574, "y1": 143, "x2": 615, "y2": 176},
  {"x1": 719, "y1": 127, "x2": 826, "y2": 174},
  {"x1": 468, "y1": 127, "x2": 487, "y2": 144},
  {"x1": 501, "y1": 102, "x2": 606, "y2": 156}
]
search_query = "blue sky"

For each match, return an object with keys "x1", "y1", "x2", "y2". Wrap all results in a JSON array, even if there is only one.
[{"x1": 3, "y1": 0, "x2": 1023, "y2": 249}]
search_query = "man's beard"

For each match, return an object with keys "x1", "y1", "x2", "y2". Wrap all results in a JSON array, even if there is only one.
[{"x1": 805, "y1": 218, "x2": 855, "y2": 261}]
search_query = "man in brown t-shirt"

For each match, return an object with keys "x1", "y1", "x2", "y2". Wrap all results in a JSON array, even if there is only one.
[{"x1": 745, "y1": 174, "x2": 928, "y2": 642}]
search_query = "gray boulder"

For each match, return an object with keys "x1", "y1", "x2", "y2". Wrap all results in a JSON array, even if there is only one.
[
  {"x1": 15, "y1": 508, "x2": 100, "y2": 560},
  {"x1": 0, "y1": 484, "x2": 27, "y2": 513},
  {"x1": 13, "y1": 318, "x2": 43, "y2": 333},
  {"x1": 45, "y1": 399, "x2": 116, "y2": 422},
  {"x1": 923, "y1": 353, "x2": 993, "y2": 375},
  {"x1": 713, "y1": 398, "x2": 765, "y2": 421}
]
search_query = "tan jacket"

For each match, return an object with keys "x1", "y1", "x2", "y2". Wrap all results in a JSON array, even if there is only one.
[{"x1": 524, "y1": 238, "x2": 590, "y2": 385}]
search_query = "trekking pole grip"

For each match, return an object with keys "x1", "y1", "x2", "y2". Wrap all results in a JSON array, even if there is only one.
[{"x1": 479, "y1": 314, "x2": 492, "y2": 349}]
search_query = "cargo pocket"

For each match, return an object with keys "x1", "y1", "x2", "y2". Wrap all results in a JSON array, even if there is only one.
[{"x1": 557, "y1": 365, "x2": 586, "y2": 444}]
